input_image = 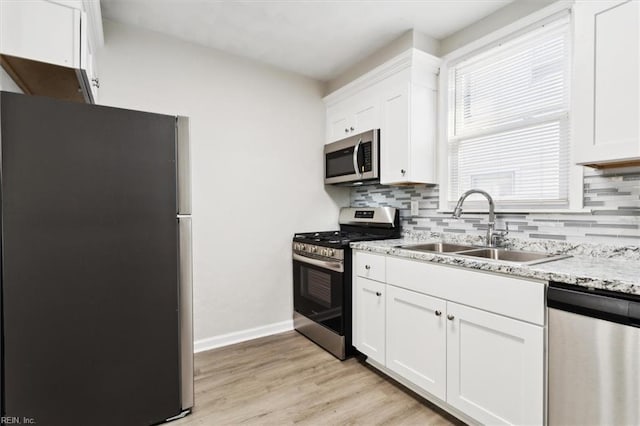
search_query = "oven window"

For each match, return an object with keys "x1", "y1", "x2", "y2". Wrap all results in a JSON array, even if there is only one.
[
  {"x1": 293, "y1": 259, "x2": 344, "y2": 335},
  {"x1": 303, "y1": 268, "x2": 332, "y2": 307},
  {"x1": 326, "y1": 147, "x2": 355, "y2": 178}
]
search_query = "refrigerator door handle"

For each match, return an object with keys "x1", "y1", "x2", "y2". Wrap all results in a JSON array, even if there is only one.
[
  {"x1": 178, "y1": 216, "x2": 194, "y2": 410},
  {"x1": 176, "y1": 116, "x2": 191, "y2": 215}
]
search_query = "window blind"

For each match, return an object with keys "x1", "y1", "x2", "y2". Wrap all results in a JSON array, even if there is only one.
[{"x1": 447, "y1": 14, "x2": 571, "y2": 209}]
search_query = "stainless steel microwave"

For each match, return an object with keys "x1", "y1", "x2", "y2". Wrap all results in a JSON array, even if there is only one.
[{"x1": 324, "y1": 129, "x2": 379, "y2": 185}]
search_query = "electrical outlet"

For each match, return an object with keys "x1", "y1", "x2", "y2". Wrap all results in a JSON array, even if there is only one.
[{"x1": 410, "y1": 200, "x2": 419, "y2": 216}]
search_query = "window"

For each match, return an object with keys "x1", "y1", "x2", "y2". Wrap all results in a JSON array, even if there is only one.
[{"x1": 446, "y1": 14, "x2": 571, "y2": 210}]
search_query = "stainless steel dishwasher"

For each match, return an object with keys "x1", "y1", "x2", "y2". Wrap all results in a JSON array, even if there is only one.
[{"x1": 547, "y1": 282, "x2": 640, "y2": 425}]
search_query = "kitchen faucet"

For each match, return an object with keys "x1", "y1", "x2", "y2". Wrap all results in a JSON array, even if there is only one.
[{"x1": 452, "y1": 189, "x2": 507, "y2": 247}]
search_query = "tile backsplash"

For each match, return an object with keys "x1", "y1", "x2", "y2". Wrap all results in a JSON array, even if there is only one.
[{"x1": 351, "y1": 166, "x2": 640, "y2": 245}]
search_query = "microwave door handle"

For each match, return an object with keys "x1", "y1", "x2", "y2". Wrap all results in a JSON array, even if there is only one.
[{"x1": 352, "y1": 138, "x2": 363, "y2": 178}]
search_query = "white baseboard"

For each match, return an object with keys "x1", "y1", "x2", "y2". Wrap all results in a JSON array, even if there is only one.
[{"x1": 194, "y1": 319, "x2": 294, "y2": 353}]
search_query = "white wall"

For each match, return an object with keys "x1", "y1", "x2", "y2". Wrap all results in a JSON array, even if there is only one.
[{"x1": 97, "y1": 20, "x2": 349, "y2": 344}]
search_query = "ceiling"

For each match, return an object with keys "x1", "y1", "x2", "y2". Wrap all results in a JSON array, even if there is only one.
[{"x1": 100, "y1": 0, "x2": 513, "y2": 82}]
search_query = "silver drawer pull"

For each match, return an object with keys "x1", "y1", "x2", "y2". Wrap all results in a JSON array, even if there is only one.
[
  {"x1": 375, "y1": 292, "x2": 382, "y2": 297},
  {"x1": 365, "y1": 265, "x2": 371, "y2": 270},
  {"x1": 435, "y1": 310, "x2": 442, "y2": 316},
  {"x1": 447, "y1": 314, "x2": 455, "y2": 321}
]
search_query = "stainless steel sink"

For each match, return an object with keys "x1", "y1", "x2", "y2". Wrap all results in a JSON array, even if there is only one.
[
  {"x1": 396, "y1": 242, "x2": 570, "y2": 265},
  {"x1": 396, "y1": 242, "x2": 478, "y2": 253},
  {"x1": 459, "y1": 248, "x2": 570, "y2": 265}
]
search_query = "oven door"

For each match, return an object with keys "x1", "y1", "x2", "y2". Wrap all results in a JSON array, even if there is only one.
[{"x1": 292, "y1": 253, "x2": 344, "y2": 335}]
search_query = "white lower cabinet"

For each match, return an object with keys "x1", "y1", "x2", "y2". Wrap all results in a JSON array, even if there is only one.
[
  {"x1": 354, "y1": 276, "x2": 386, "y2": 365},
  {"x1": 353, "y1": 251, "x2": 545, "y2": 425},
  {"x1": 446, "y1": 302, "x2": 544, "y2": 425},
  {"x1": 386, "y1": 285, "x2": 446, "y2": 400}
]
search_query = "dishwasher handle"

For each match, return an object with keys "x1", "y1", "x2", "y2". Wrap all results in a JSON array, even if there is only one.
[{"x1": 548, "y1": 282, "x2": 640, "y2": 327}]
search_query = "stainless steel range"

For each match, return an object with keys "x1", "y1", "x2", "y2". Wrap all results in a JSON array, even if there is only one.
[{"x1": 292, "y1": 207, "x2": 400, "y2": 360}]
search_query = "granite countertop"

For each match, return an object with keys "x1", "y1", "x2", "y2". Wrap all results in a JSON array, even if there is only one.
[{"x1": 351, "y1": 238, "x2": 640, "y2": 296}]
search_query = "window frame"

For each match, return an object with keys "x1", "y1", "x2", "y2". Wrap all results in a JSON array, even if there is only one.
[{"x1": 437, "y1": 2, "x2": 585, "y2": 214}]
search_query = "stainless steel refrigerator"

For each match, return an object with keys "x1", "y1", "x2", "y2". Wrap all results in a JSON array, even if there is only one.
[{"x1": 0, "y1": 92, "x2": 193, "y2": 425}]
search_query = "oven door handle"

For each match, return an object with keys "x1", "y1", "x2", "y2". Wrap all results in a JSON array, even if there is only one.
[
  {"x1": 293, "y1": 253, "x2": 344, "y2": 273},
  {"x1": 352, "y1": 138, "x2": 362, "y2": 178}
]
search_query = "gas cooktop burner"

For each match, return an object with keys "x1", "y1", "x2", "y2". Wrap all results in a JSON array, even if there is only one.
[
  {"x1": 293, "y1": 230, "x2": 392, "y2": 248},
  {"x1": 293, "y1": 207, "x2": 401, "y2": 248}
]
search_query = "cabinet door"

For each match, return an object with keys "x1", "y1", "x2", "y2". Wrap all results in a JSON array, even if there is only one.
[
  {"x1": 85, "y1": 49, "x2": 99, "y2": 103},
  {"x1": 380, "y1": 83, "x2": 410, "y2": 184},
  {"x1": 354, "y1": 276, "x2": 385, "y2": 365},
  {"x1": 353, "y1": 100, "x2": 379, "y2": 135},
  {"x1": 327, "y1": 112, "x2": 350, "y2": 143},
  {"x1": 386, "y1": 285, "x2": 446, "y2": 400},
  {"x1": 446, "y1": 302, "x2": 544, "y2": 425},
  {"x1": 574, "y1": 0, "x2": 640, "y2": 164},
  {"x1": 0, "y1": 0, "x2": 81, "y2": 68}
]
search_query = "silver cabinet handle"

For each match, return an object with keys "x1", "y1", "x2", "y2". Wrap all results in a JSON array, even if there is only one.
[
  {"x1": 352, "y1": 138, "x2": 363, "y2": 178},
  {"x1": 91, "y1": 78, "x2": 100, "y2": 88},
  {"x1": 435, "y1": 310, "x2": 442, "y2": 316},
  {"x1": 365, "y1": 265, "x2": 371, "y2": 270},
  {"x1": 350, "y1": 126, "x2": 355, "y2": 131},
  {"x1": 447, "y1": 314, "x2": 455, "y2": 321},
  {"x1": 375, "y1": 292, "x2": 382, "y2": 297},
  {"x1": 401, "y1": 169, "x2": 406, "y2": 176},
  {"x1": 344, "y1": 128, "x2": 349, "y2": 133}
]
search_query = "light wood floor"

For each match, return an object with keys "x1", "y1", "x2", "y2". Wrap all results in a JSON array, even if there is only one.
[{"x1": 174, "y1": 331, "x2": 464, "y2": 425}]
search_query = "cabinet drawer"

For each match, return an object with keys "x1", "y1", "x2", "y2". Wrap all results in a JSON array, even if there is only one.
[
  {"x1": 386, "y1": 257, "x2": 545, "y2": 325},
  {"x1": 355, "y1": 252, "x2": 386, "y2": 282}
]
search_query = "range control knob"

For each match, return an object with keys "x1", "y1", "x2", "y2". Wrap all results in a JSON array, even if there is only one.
[
  {"x1": 311, "y1": 246, "x2": 317, "y2": 253},
  {"x1": 329, "y1": 249, "x2": 335, "y2": 256}
]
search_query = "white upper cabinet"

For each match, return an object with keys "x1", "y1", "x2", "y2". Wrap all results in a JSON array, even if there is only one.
[
  {"x1": 573, "y1": 0, "x2": 640, "y2": 166},
  {"x1": 380, "y1": 79, "x2": 411, "y2": 184},
  {"x1": 326, "y1": 91, "x2": 380, "y2": 142},
  {"x1": 324, "y1": 49, "x2": 440, "y2": 184},
  {"x1": 0, "y1": 0, "x2": 82, "y2": 68},
  {"x1": 379, "y1": 63, "x2": 438, "y2": 185},
  {"x1": 0, "y1": 0, "x2": 103, "y2": 103}
]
